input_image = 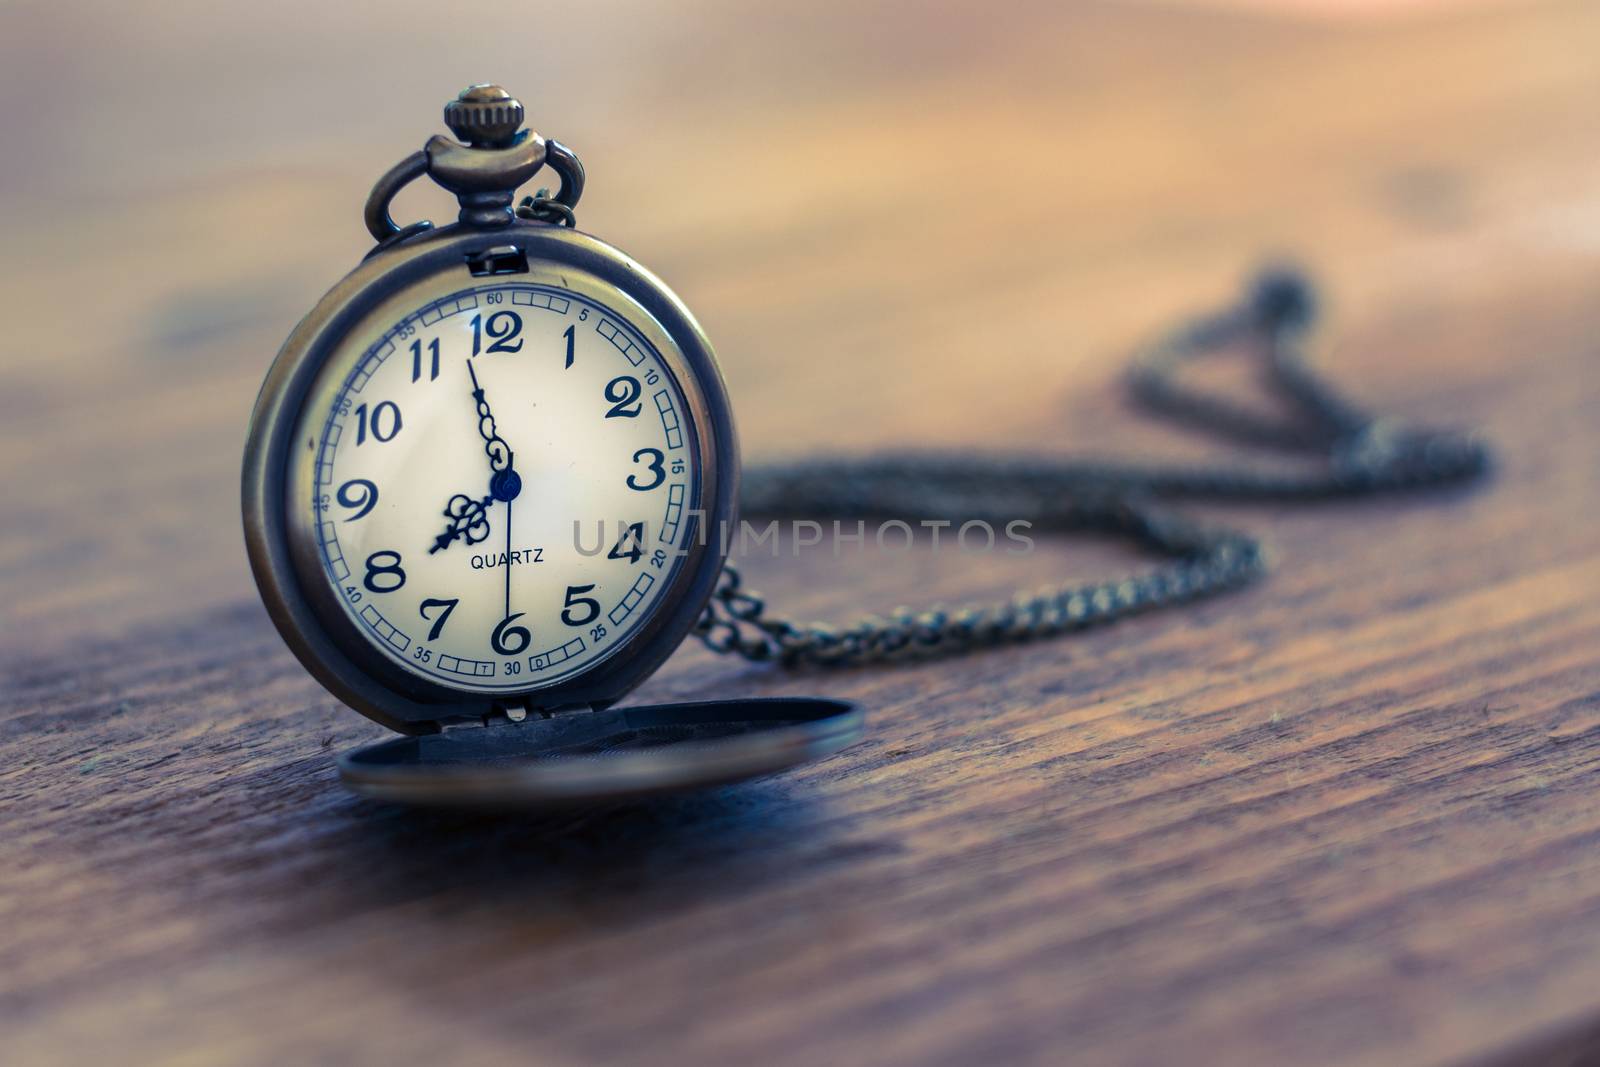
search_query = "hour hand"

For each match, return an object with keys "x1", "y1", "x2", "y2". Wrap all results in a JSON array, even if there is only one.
[
  {"x1": 467, "y1": 361, "x2": 521, "y2": 501},
  {"x1": 428, "y1": 492, "x2": 493, "y2": 554}
]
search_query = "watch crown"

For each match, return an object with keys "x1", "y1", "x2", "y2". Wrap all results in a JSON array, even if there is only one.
[{"x1": 444, "y1": 84, "x2": 526, "y2": 147}]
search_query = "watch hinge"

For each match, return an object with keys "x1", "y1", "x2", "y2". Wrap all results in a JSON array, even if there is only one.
[
  {"x1": 537, "y1": 703, "x2": 595, "y2": 718},
  {"x1": 438, "y1": 701, "x2": 593, "y2": 732}
]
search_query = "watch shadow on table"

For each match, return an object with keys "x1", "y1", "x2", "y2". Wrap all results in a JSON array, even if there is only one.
[{"x1": 309, "y1": 770, "x2": 882, "y2": 918}]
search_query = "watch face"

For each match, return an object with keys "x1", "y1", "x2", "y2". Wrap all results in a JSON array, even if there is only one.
[{"x1": 285, "y1": 276, "x2": 703, "y2": 696}]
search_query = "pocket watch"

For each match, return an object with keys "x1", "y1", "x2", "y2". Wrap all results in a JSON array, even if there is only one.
[{"x1": 242, "y1": 84, "x2": 861, "y2": 808}]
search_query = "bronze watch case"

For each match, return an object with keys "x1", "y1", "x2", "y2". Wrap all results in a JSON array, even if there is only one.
[{"x1": 240, "y1": 85, "x2": 861, "y2": 807}]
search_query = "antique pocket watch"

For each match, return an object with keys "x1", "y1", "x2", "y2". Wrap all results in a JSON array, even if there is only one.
[{"x1": 242, "y1": 85, "x2": 862, "y2": 808}]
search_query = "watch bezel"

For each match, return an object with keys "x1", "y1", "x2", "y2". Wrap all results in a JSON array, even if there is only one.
[{"x1": 243, "y1": 221, "x2": 737, "y2": 734}]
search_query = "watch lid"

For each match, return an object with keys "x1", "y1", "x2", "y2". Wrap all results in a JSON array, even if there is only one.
[{"x1": 337, "y1": 697, "x2": 863, "y2": 809}]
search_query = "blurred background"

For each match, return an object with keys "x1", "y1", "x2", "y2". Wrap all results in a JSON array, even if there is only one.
[
  {"x1": 5, "y1": 2, "x2": 1600, "y2": 1064},
  {"x1": 4, "y1": 0, "x2": 1594, "y2": 653}
]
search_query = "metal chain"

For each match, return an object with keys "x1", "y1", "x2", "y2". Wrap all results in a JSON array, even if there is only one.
[
  {"x1": 694, "y1": 267, "x2": 1492, "y2": 667},
  {"x1": 516, "y1": 190, "x2": 576, "y2": 228}
]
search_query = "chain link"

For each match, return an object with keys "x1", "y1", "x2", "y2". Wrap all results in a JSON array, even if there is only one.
[
  {"x1": 693, "y1": 267, "x2": 1491, "y2": 667},
  {"x1": 515, "y1": 190, "x2": 576, "y2": 228}
]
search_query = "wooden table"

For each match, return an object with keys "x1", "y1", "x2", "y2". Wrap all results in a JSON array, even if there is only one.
[{"x1": 4, "y1": 1, "x2": 1599, "y2": 1063}]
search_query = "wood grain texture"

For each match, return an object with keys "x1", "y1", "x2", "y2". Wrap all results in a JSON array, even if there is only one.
[{"x1": 2, "y1": 1, "x2": 1599, "y2": 1064}]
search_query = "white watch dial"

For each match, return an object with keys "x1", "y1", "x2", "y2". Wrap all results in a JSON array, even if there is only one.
[{"x1": 292, "y1": 281, "x2": 699, "y2": 694}]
